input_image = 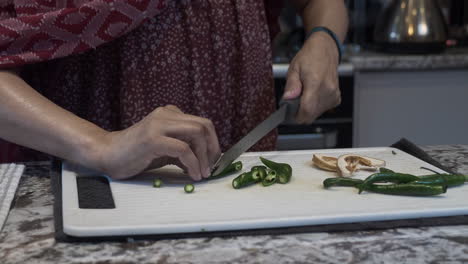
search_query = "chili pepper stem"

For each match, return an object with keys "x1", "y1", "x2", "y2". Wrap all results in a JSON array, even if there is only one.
[{"x1": 420, "y1": 167, "x2": 441, "y2": 174}]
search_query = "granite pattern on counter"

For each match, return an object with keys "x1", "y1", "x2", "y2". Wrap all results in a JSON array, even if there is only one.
[
  {"x1": 348, "y1": 47, "x2": 468, "y2": 71},
  {"x1": 1, "y1": 146, "x2": 468, "y2": 264}
]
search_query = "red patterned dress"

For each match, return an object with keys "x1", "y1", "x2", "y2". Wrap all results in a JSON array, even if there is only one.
[{"x1": 0, "y1": 0, "x2": 282, "y2": 162}]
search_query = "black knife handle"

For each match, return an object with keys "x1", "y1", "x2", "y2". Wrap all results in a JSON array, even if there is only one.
[{"x1": 279, "y1": 97, "x2": 300, "y2": 124}]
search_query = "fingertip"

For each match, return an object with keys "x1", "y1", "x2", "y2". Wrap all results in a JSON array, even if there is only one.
[
  {"x1": 192, "y1": 173, "x2": 202, "y2": 181},
  {"x1": 204, "y1": 168, "x2": 211, "y2": 178},
  {"x1": 284, "y1": 73, "x2": 302, "y2": 100},
  {"x1": 283, "y1": 87, "x2": 302, "y2": 100},
  {"x1": 282, "y1": 90, "x2": 299, "y2": 100}
]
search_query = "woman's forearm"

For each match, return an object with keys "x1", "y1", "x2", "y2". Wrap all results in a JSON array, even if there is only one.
[
  {"x1": 292, "y1": 0, "x2": 348, "y2": 42},
  {"x1": 0, "y1": 70, "x2": 220, "y2": 181},
  {"x1": 0, "y1": 70, "x2": 106, "y2": 167}
]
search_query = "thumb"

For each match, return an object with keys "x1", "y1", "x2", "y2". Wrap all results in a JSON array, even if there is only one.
[{"x1": 283, "y1": 70, "x2": 302, "y2": 100}]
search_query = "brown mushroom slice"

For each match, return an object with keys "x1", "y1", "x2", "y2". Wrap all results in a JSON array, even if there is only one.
[
  {"x1": 312, "y1": 154, "x2": 338, "y2": 172},
  {"x1": 356, "y1": 156, "x2": 386, "y2": 171},
  {"x1": 337, "y1": 155, "x2": 386, "y2": 177}
]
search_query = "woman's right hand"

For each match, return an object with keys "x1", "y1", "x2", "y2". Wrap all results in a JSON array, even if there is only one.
[{"x1": 96, "y1": 105, "x2": 221, "y2": 181}]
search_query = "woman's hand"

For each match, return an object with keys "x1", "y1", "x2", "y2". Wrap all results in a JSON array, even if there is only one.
[
  {"x1": 0, "y1": 69, "x2": 220, "y2": 181},
  {"x1": 96, "y1": 105, "x2": 221, "y2": 181},
  {"x1": 282, "y1": 32, "x2": 341, "y2": 124}
]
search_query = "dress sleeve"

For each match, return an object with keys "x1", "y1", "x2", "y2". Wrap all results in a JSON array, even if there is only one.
[{"x1": 0, "y1": 0, "x2": 166, "y2": 69}]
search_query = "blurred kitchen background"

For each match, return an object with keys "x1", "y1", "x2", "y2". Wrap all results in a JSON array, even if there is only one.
[{"x1": 274, "y1": 0, "x2": 468, "y2": 150}]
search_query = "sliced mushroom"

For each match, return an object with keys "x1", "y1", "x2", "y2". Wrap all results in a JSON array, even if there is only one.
[
  {"x1": 312, "y1": 154, "x2": 338, "y2": 172},
  {"x1": 337, "y1": 154, "x2": 386, "y2": 177}
]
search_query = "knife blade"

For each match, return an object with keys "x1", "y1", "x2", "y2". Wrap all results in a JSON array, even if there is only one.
[{"x1": 211, "y1": 98, "x2": 300, "y2": 176}]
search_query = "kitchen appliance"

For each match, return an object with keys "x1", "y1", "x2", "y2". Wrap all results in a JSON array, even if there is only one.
[
  {"x1": 58, "y1": 147, "x2": 468, "y2": 239},
  {"x1": 447, "y1": 0, "x2": 468, "y2": 45},
  {"x1": 374, "y1": 0, "x2": 448, "y2": 53}
]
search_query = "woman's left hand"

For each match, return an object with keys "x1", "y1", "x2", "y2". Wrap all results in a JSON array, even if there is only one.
[{"x1": 282, "y1": 31, "x2": 341, "y2": 124}]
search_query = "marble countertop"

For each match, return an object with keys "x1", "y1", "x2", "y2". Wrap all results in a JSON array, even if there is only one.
[
  {"x1": 273, "y1": 47, "x2": 468, "y2": 77},
  {"x1": 348, "y1": 47, "x2": 468, "y2": 72},
  {"x1": 1, "y1": 145, "x2": 468, "y2": 264}
]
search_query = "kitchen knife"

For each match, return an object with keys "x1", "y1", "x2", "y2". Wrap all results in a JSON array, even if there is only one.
[{"x1": 211, "y1": 98, "x2": 300, "y2": 176}]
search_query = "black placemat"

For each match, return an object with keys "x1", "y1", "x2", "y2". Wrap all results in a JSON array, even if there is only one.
[{"x1": 52, "y1": 139, "x2": 468, "y2": 242}]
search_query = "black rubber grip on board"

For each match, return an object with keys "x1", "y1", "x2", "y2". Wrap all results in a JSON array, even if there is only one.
[{"x1": 76, "y1": 176, "x2": 115, "y2": 209}]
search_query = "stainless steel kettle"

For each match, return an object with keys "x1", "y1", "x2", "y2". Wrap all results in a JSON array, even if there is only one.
[{"x1": 374, "y1": 0, "x2": 448, "y2": 53}]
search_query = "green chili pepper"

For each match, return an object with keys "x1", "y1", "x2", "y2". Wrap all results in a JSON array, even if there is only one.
[
  {"x1": 232, "y1": 172, "x2": 258, "y2": 189},
  {"x1": 260, "y1": 157, "x2": 292, "y2": 184},
  {"x1": 250, "y1": 170, "x2": 263, "y2": 182},
  {"x1": 379, "y1": 168, "x2": 395, "y2": 173},
  {"x1": 262, "y1": 170, "x2": 277, "y2": 186},
  {"x1": 251, "y1": 166, "x2": 267, "y2": 180},
  {"x1": 411, "y1": 174, "x2": 447, "y2": 186},
  {"x1": 359, "y1": 183, "x2": 446, "y2": 196},
  {"x1": 184, "y1": 184, "x2": 195, "y2": 193},
  {"x1": 153, "y1": 179, "x2": 163, "y2": 188},
  {"x1": 210, "y1": 161, "x2": 242, "y2": 179},
  {"x1": 359, "y1": 171, "x2": 430, "y2": 194},
  {"x1": 277, "y1": 174, "x2": 291, "y2": 184},
  {"x1": 362, "y1": 172, "x2": 420, "y2": 185},
  {"x1": 414, "y1": 174, "x2": 466, "y2": 187},
  {"x1": 251, "y1": 165, "x2": 267, "y2": 171},
  {"x1": 323, "y1": 178, "x2": 364, "y2": 188}
]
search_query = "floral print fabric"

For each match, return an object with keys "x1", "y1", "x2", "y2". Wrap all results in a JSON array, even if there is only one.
[{"x1": 0, "y1": 0, "x2": 282, "y2": 162}]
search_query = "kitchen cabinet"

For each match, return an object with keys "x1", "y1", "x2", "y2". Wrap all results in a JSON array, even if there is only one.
[{"x1": 353, "y1": 70, "x2": 468, "y2": 147}]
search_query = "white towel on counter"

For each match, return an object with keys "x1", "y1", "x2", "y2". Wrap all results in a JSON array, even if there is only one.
[{"x1": 0, "y1": 163, "x2": 25, "y2": 231}]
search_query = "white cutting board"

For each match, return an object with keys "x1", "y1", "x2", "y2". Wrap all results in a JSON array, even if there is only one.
[{"x1": 62, "y1": 147, "x2": 468, "y2": 237}]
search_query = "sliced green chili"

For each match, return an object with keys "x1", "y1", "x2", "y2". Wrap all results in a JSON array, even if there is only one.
[
  {"x1": 232, "y1": 172, "x2": 257, "y2": 189},
  {"x1": 277, "y1": 171, "x2": 291, "y2": 184},
  {"x1": 250, "y1": 170, "x2": 263, "y2": 182},
  {"x1": 323, "y1": 178, "x2": 364, "y2": 188},
  {"x1": 260, "y1": 157, "x2": 292, "y2": 184},
  {"x1": 262, "y1": 170, "x2": 277, "y2": 186},
  {"x1": 153, "y1": 179, "x2": 163, "y2": 188},
  {"x1": 210, "y1": 161, "x2": 243, "y2": 179},
  {"x1": 251, "y1": 166, "x2": 267, "y2": 180},
  {"x1": 184, "y1": 184, "x2": 195, "y2": 193},
  {"x1": 359, "y1": 183, "x2": 446, "y2": 196},
  {"x1": 251, "y1": 165, "x2": 267, "y2": 171}
]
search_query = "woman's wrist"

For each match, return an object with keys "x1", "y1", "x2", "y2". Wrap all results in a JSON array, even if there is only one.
[
  {"x1": 72, "y1": 126, "x2": 110, "y2": 173},
  {"x1": 305, "y1": 27, "x2": 343, "y2": 63},
  {"x1": 304, "y1": 31, "x2": 340, "y2": 66}
]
